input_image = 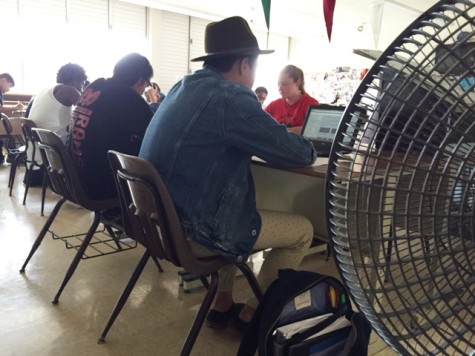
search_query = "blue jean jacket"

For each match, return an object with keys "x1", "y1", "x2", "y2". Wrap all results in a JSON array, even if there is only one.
[{"x1": 139, "y1": 66, "x2": 316, "y2": 262}]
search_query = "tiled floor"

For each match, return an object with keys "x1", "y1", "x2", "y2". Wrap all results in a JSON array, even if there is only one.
[{"x1": 0, "y1": 163, "x2": 396, "y2": 355}]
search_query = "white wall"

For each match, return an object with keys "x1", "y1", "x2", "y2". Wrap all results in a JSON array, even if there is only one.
[
  {"x1": 146, "y1": 1, "x2": 428, "y2": 96},
  {"x1": 289, "y1": 1, "x2": 423, "y2": 73}
]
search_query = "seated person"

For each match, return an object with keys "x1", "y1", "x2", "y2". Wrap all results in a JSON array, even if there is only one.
[
  {"x1": 67, "y1": 52, "x2": 154, "y2": 201},
  {"x1": 28, "y1": 63, "x2": 87, "y2": 142},
  {"x1": 0, "y1": 73, "x2": 24, "y2": 115},
  {"x1": 254, "y1": 86, "x2": 268, "y2": 108},
  {"x1": 265, "y1": 65, "x2": 319, "y2": 133},
  {"x1": 140, "y1": 16, "x2": 315, "y2": 330}
]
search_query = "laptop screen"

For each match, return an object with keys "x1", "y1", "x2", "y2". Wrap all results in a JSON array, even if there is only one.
[
  {"x1": 300, "y1": 105, "x2": 366, "y2": 156},
  {"x1": 301, "y1": 106, "x2": 344, "y2": 144}
]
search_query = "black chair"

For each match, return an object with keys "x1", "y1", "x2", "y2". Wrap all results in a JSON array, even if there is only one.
[
  {"x1": 100, "y1": 151, "x2": 263, "y2": 355},
  {"x1": 21, "y1": 120, "x2": 48, "y2": 215},
  {"x1": 19, "y1": 128, "x2": 134, "y2": 304},
  {"x1": 1, "y1": 114, "x2": 28, "y2": 196}
]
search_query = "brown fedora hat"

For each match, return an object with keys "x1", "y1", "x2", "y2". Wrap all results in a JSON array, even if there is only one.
[{"x1": 191, "y1": 16, "x2": 274, "y2": 62}]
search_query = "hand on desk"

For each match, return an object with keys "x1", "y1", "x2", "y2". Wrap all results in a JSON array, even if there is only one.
[
  {"x1": 14, "y1": 102, "x2": 25, "y2": 110},
  {"x1": 287, "y1": 126, "x2": 302, "y2": 134}
]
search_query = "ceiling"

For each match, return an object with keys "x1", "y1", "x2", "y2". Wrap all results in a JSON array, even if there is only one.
[{"x1": 121, "y1": 0, "x2": 440, "y2": 38}]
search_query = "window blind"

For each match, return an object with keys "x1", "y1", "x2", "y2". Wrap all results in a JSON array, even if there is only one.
[
  {"x1": 68, "y1": 0, "x2": 108, "y2": 29},
  {"x1": 155, "y1": 11, "x2": 190, "y2": 92},
  {"x1": 21, "y1": 0, "x2": 66, "y2": 23},
  {"x1": 189, "y1": 17, "x2": 212, "y2": 74},
  {"x1": 111, "y1": 0, "x2": 146, "y2": 37},
  {"x1": 1, "y1": 0, "x2": 19, "y2": 18}
]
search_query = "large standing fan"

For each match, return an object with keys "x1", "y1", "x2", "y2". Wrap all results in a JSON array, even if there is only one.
[{"x1": 326, "y1": 0, "x2": 474, "y2": 355}]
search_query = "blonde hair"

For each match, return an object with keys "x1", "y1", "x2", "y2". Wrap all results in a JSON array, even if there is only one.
[{"x1": 281, "y1": 65, "x2": 305, "y2": 93}]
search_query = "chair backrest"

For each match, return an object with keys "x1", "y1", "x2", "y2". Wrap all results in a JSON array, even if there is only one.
[
  {"x1": 33, "y1": 128, "x2": 117, "y2": 211},
  {"x1": 1, "y1": 114, "x2": 28, "y2": 147},
  {"x1": 107, "y1": 150, "x2": 227, "y2": 274},
  {"x1": 21, "y1": 119, "x2": 38, "y2": 162},
  {"x1": 0, "y1": 113, "x2": 7, "y2": 136},
  {"x1": 1, "y1": 114, "x2": 14, "y2": 148}
]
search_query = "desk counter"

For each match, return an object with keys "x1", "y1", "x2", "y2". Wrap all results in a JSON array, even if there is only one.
[{"x1": 251, "y1": 158, "x2": 329, "y2": 242}]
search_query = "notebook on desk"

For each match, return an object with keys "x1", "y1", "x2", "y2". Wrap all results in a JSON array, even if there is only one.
[{"x1": 301, "y1": 105, "x2": 365, "y2": 157}]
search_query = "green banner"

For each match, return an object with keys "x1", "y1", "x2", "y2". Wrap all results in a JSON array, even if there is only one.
[{"x1": 261, "y1": 0, "x2": 271, "y2": 30}]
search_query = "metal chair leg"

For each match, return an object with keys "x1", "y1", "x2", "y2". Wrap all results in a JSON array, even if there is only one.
[
  {"x1": 200, "y1": 275, "x2": 210, "y2": 289},
  {"x1": 104, "y1": 224, "x2": 123, "y2": 250},
  {"x1": 52, "y1": 211, "x2": 101, "y2": 304},
  {"x1": 98, "y1": 250, "x2": 151, "y2": 344},
  {"x1": 8, "y1": 158, "x2": 17, "y2": 192},
  {"x1": 8, "y1": 153, "x2": 23, "y2": 196},
  {"x1": 20, "y1": 197, "x2": 67, "y2": 273},
  {"x1": 236, "y1": 262, "x2": 263, "y2": 302},
  {"x1": 40, "y1": 171, "x2": 47, "y2": 216},
  {"x1": 180, "y1": 271, "x2": 219, "y2": 356},
  {"x1": 22, "y1": 163, "x2": 34, "y2": 205},
  {"x1": 150, "y1": 255, "x2": 164, "y2": 273}
]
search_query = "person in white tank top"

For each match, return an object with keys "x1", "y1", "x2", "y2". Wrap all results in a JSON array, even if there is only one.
[{"x1": 28, "y1": 63, "x2": 87, "y2": 142}]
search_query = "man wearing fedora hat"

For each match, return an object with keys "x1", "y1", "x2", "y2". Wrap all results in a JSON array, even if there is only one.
[{"x1": 140, "y1": 16, "x2": 316, "y2": 330}]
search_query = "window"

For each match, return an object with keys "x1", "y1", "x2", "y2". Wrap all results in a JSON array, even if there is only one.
[
  {"x1": 189, "y1": 17, "x2": 212, "y2": 75},
  {"x1": 155, "y1": 11, "x2": 190, "y2": 92},
  {"x1": 0, "y1": 0, "x2": 148, "y2": 93}
]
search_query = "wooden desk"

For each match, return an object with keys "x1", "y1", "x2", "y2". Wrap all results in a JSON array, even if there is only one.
[{"x1": 251, "y1": 158, "x2": 329, "y2": 242}]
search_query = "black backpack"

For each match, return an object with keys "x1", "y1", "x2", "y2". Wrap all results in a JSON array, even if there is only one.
[{"x1": 238, "y1": 269, "x2": 372, "y2": 356}]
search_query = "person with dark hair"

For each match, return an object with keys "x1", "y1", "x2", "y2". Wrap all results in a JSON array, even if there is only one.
[
  {"x1": 0, "y1": 73, "x2": 23, "y2": 114},
  {"x1": 140, "y1": 17, "x2": 315, "y2": 330},
  {"x1": 265, "y1": 64, "x2": 319, "y2": 133},
  {"x1": 0, "y1": 73, "x2": 15, "y2": 105},
  {"x1": 28, "y1": 63, "x2": 87, "y2": 141},
  {"x1": 67, "y1": 53, "x2": 154, "y2": 201},
  {"x1": 254, "y1": 86, "x2": 268, "y2": 108}
]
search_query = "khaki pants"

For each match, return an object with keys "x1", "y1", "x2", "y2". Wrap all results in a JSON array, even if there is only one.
[{"x1": 189, "y1": 209, "x2": 313, "y2": 309}]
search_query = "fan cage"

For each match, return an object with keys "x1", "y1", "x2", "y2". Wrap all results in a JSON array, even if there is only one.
[{"x1": 326, "y1": 1, "x2": 475, "y2": 355}]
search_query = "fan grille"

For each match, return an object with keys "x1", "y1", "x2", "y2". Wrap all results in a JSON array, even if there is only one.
[{"x1": 327, "y1": 1, "x2": 475, "y2": 354}]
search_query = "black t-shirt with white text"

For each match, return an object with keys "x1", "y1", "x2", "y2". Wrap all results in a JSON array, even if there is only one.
[{"x1": 67, "y1": 78, "x2": 153, "y2": 200}]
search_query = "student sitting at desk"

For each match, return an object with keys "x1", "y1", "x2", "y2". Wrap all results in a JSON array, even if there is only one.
[
  {"x1": 28, "y1": 63, "x2": 87, "y2": 143},
  {"x1": 265, "y1": 64, "x2": 319, "y2": 133},
  {"x1": 140, "y1": 16, "x2": 316, "y2": 332},
  {"x1": 67, "y1": 53, "x2": 154, "y2": 201},
  {"x1": 0, "y1": 73, "x2": 24, "y2": 115}
]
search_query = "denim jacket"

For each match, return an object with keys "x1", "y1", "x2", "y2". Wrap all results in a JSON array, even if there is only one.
[{"x1": 140, "y1": 66, "x2": 316, "y2": 262}]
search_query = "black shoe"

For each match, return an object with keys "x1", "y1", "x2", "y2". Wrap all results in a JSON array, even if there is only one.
[
  {"x1": 206, "y1": 303, "x2": 245, "y2": 329},
  {"x1": 100, "y1": 207, "x2": 123, "y2": 228},
  {"x1": 232, "y1": 304, "x2": 249, "y2": 332}
]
